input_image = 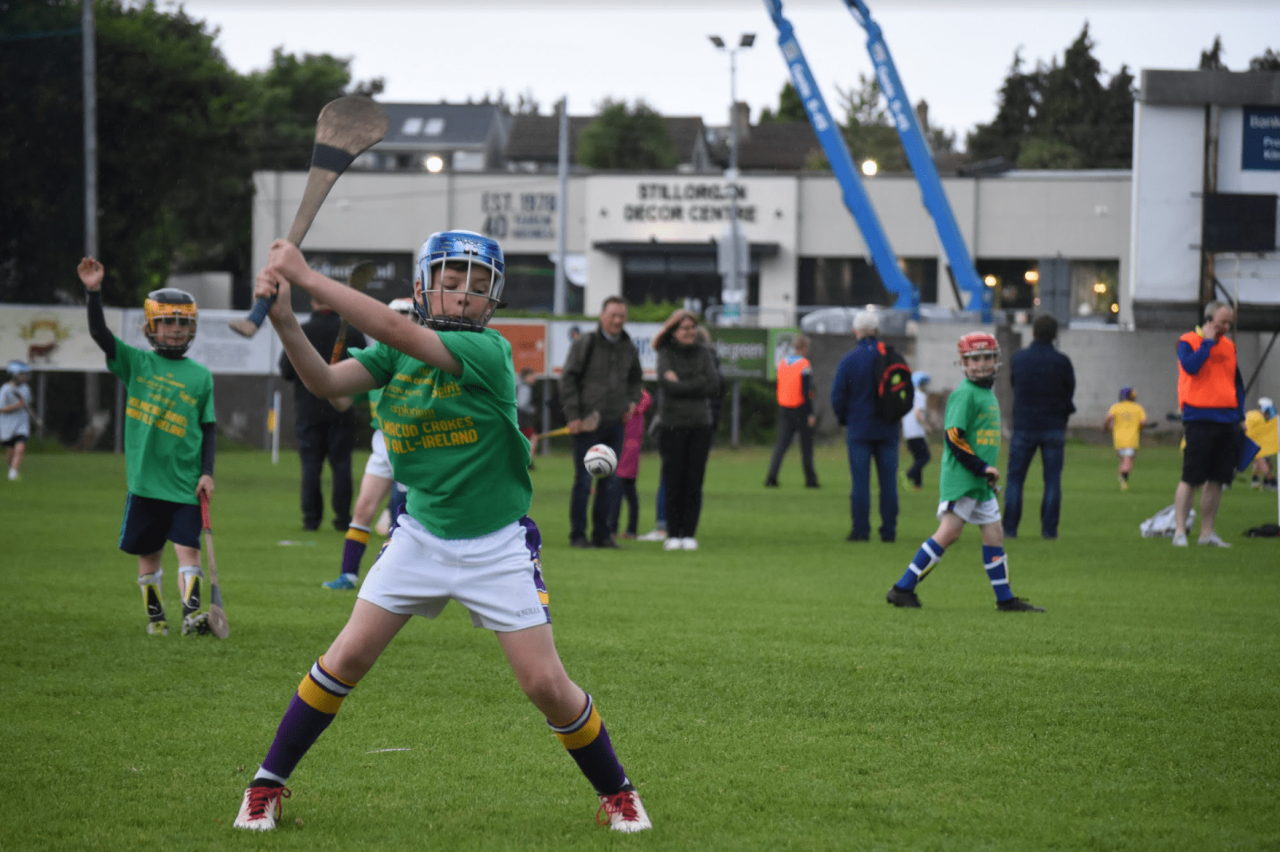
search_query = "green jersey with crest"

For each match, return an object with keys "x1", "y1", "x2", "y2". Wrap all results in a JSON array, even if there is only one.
[
  {"x1": 939, "y1": 378, "x2": 1001, "y2": 503},
  {"x1": 107, "y1": 338, "x2": 215, "y2": 504},
  {"x1": 350, "y1": 329, "x2": 532, "y2": 540}
]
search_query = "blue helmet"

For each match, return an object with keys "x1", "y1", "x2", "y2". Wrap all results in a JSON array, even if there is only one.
[
  {"x1": 413, "y1": 230, "x2": 505, "y2": 332},
  {"x1": 1120, "y1": 387, "x2": 1135, "y2": 401},
  {"x1": 912, "y1": 372, "x2": 930, "y2": 388},
  {"x1": 1261, "y1": 397, "x2": 1276, "y2": 420},
  {"x1": 6, "y1": 360, "x2": 31, "y2": 379}
]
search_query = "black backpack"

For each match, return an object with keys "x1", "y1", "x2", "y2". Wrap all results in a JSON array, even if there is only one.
[{"x1": 872, "y1": 341, "x2": 914, "y2": 421}]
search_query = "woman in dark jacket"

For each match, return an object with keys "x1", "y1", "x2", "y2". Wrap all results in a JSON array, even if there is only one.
[{"x1": 652, "y1": 309, "x2": 721, "y2": 551}]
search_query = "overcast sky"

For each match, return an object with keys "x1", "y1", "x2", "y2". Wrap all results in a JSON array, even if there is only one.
[{"x1": 173, "y1": 0, "x2": 1278, "y2": 147}]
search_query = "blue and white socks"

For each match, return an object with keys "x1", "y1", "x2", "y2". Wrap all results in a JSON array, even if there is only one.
[{"x1": 896, "y1": 537, "x2": 945, "y2": 591}]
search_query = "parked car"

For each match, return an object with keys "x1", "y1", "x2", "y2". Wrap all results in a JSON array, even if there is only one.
[{"x1": 799, "y1": 306, "x2": 911, "y2": 335}]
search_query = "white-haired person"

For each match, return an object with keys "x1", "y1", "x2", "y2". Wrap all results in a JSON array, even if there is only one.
[
  {"x1": 77, "y1": 258, "x2": 217, "y2": 636},
  {"x1": 831, "y1": 309, "x2": 900, "y2": 542},
  {"x1": 1, "y1": 360, "x2": 34, "y2": 481},
  {"x1": 886, "y1": 332, "x2": 1044, "y2": 613},
  {"x1": 233, "y1": 232, "x2": 650, "y2": 834}
]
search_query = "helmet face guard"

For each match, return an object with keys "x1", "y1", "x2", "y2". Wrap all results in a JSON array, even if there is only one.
[
  {"x1": 413, "y1": 231, "x2": 505, "y2": 332},
  {"x1": 143, "y1": 288, "x2": 198, "y2": 355},
  {"x1": 957, "y1": 332, "x2": 1000, "y2": 385}
]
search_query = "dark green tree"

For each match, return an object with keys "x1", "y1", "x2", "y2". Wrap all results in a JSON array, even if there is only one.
[
  {"x1": 836, "y1": 74, "x2": 907, "y2": 172},
  {"x1": 1199, "y1": 36, "x2": 1227, "y2": 70},
  {"x1": 967, "y1": 24, "x2": 1134, "y2": 169},
  {"x1": 1249, "y1": 47, "x2": 1279, "y2": 71},
  {"x1": 1196, "y1": 38, "x2": 1279, "y2": 71},
  {"x1": 759, "y1": 82, "x2": 806, "y2": 123},
  {"x1": 244, "y1": 48, "x2": 382, "y2": 173},
  {"x1": 576, "y1": 100, "x2": 678, "y2": 170},
  {"x1": 0, "y1": 1, "x2": 382, "y2": 307}
]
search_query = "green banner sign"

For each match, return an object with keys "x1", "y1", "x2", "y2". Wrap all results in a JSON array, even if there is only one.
[
  {"x1": 708, "y1": 328, "x2": 769, "y2": 379},
  {"x1": 765, "y1": 328, "x2": 802, "y2": 381}
]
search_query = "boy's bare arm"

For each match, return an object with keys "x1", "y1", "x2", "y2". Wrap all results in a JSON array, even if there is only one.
[
  {"x1": 265, "y1": 240, "x2": 461, "y2": 376},
  {"x1": 258, "y1": 270, "x2": 378, "y2": 399}
]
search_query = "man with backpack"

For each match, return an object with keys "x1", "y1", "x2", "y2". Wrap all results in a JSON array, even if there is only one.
[{"x1": 831, "y1": 310, "x2": 908, "y2": 543}]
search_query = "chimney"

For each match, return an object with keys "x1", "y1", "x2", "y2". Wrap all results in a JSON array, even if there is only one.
[{"x1": 914, "y1": 99, "x2": 930, "y2": 135}]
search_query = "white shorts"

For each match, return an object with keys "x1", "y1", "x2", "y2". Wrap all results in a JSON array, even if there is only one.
[
  {"x1": 938, "y1": 496, "x2": 1002, "y2": 526},
  {"x1": 364, "y1": 430, "x2": 394, "y2": 480},
  {"x1": 1117, "y1": 447, "x2": 1136, "y2": 458},
  {"x1": 358, "y1": 514, "x2": 550, "y2": 632}
]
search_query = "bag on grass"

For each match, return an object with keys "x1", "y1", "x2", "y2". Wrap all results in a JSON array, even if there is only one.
[
  {"x1": 1243, "y1": 523, "x2": 1280, "y2": 538},
  {"x1": 1140, "y1": 504, "x2": 1194, "y2": 538}
]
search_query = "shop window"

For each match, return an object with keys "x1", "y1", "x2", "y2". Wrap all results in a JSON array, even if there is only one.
[
  {"x1": 502, "y1": 255, "x2": 582, "y2": 314},
  {"x1": 974, "y1": 259, "x2": 1039, "y2": 311},
  {"x1": 797, "y1": 257, "x2": 935, "y2": 307},
  {"x1": 1070, "y1": 260, "x2": 1119, "y2": 324}
]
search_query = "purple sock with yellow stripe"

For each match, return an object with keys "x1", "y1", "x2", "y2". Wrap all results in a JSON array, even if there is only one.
[
  {"x1": 548, "y1": 694, "x2": 628, "y2": 796},
  {"x1": 257, "y1": 657, "x2": 355, "y2": 783},
  {"x1": 341, "y1": 524, "x2": 371, "y2": 577}
]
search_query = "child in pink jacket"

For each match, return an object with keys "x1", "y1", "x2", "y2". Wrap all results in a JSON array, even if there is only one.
[{"x1": 612, "y1": 389, "x2": 652, "y2": 539}]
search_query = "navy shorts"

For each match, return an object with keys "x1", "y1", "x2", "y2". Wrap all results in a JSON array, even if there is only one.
[
  {"x1": 119, "y1": 493, "x2": 202, "y2": 555},
  {"x1": 1181, "y1": 420, "x2": 1239, "y2": 486},
  {"x1": 2, "y1": 434, "x2": 27, "y2": 448}
]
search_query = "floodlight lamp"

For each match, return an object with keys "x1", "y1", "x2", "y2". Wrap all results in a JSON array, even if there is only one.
[
  {"x1": 709, "y1": 35, "x2": 725, "y2": 48},
  {"x1": 861, "y1": 159, "x2": 878, "y2": 176},
  {"x1": 740, "y1": 34, "x2": 756, "y2": 48},
  {"x1": 425, "y1": 155, "x2": 444, "y2": 173}
]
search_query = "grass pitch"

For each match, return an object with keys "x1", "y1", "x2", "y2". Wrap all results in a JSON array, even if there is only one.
[{"x1": 1, "y1": 439, "x2": 1278, "y2": 850}]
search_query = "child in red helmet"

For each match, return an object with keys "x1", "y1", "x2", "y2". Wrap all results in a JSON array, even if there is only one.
[{"x1": 886, "y1": 332, "x2": 1044, "y2": 613}]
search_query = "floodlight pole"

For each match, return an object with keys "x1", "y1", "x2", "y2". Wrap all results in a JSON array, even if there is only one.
[
  {"x1": 710, "y1": 33, "x2": 754, "y2": 326},
  {"x1": 553, "y1": 96, "x2": 569, "y2": 316}
]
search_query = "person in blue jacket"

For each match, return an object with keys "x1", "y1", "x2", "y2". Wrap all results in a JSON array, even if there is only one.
[
  {"x1": 831, "y1": 310, "x2": 900, "y2": 542},
  {"x1": 1003, "y1": 314, "x2": 1075, "y2": 540}
]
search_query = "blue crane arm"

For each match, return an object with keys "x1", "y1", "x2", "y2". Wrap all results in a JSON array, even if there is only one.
[
  {"x1": 844, "y1": 0, "x2": 991, "y2": 320},
  {"x1": 763, "y1": 0, "x2": 918, "y2": 311}
]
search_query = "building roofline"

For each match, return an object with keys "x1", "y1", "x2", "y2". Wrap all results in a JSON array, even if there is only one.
[{"x1": 1139, "y1": 69, "x2": 1280, "y2": 107}]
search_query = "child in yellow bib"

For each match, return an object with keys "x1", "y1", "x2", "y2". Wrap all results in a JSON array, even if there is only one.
[{"x1": 1104, "y1": 387, "x2": 1147, "y2": 491}]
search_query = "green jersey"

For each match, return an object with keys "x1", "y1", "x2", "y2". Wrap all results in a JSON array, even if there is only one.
[
  {"x1": 939, "y1": 378, "x2": 1000, "y2": 502},
  {"x1": 106, "y1": 337, "x2": 215, "y2": 504},
  {"x1": 364, "y1": 388, "x2": 382, "y2": 430},
  {"x1": 351, "y1": 329, "x2": 532, "y2": 540}
]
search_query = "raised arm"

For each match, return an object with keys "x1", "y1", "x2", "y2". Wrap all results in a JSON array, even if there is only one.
[
  {"x1": 257, "y1": 268, "x2": 379, "y2": 400},
  {"x1": 78, "y1": 258, "x2": 117, "y2": 359},
  {"x1": 264, "y1": 240, "x2": 461, "y2": 376}
]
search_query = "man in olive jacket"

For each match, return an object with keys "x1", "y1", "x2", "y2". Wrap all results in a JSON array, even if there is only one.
[{"x1": 560, "y1": 296, "x2": 643, "y2": 548}]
